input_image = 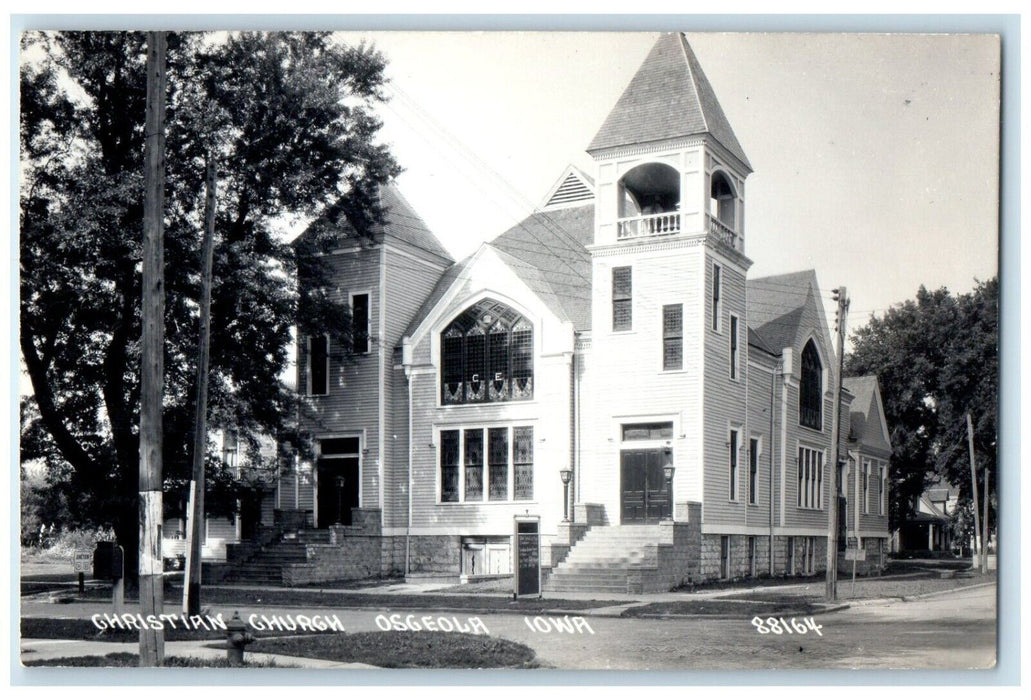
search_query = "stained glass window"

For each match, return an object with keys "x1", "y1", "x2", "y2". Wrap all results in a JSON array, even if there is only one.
[
  {"x1": 488, "y1": 428, "x2": 508, "y2": 501},
  {"x1": 440, "y1": 299, "x2": 533, "y2": 404},
  {"x1": 464, "y1": 430, "x2": 484, "y2": 501},
  {"x1": 800, "y1": 340, "x2": 822, "y2": 429},
  {"x1": 440, "y1": 430, "x2": 460, "y2": 503},
  {"x1": 513, "y1": 426, "x2": 534, "y2": 500}
]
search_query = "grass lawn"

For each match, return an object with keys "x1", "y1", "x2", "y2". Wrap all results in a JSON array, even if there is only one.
[
  {"x1": 22, "y1": 652, "x2": 288, "y2": 667},
  {"x1": 251, "y1": 631, "x2": 537, "y2": 668},
  {"x1": 21, "y1": 617, "x2": 334, "y2": 643},
  {"x1": 621, "y1": 599, "x2": 820, "y2": 617}
]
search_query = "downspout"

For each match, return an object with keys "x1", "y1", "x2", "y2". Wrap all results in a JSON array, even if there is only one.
[
  {"x1": 405, "y1": 365, "x2": 413, "y2": 578},
  {"x1": 572, "y1": 331, "x2": 581, "y2": 521},
  {"x1": 769, "y1": 364, "x2": 777, "y2": 574}
]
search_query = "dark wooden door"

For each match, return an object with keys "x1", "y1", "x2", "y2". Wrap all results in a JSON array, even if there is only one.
[
  {"x1": 620, "y1": 449, "x2": 670, "y2": 523},
  {"x1": 317, "y1": 457, "x2": 359, "y2": 527}
]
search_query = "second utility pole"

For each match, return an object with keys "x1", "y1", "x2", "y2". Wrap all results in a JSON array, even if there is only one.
[{"x1": 825, "y1": 286, "x2": 849, "y2": 602}]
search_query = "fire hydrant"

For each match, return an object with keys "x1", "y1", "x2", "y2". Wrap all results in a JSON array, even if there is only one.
[{"x1": 225, "y1": 611, "x2": 255, "y2": 666}]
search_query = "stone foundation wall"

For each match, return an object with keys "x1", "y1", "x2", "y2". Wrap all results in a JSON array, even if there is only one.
[
  {"x1": 282, "y1": 536, "x2": 383, "y2": 585},
  {"x1": 406, "y1": 535, "x2": 461, "y2": 575}
]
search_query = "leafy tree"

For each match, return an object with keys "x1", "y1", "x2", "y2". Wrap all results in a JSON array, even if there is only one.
[
  {"x1": 20, "y1": 31, "x2": 400, "y2": 579},
  {"x1": 845, "y1": 279, "x2": 998, "y2": 534}
]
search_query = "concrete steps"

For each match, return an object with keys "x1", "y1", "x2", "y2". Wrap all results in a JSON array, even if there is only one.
[{"x1": 545, "y1": 524, "x2": 665, "y2": 593}]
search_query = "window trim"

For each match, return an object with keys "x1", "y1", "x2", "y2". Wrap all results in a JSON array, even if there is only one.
[
  {"x1": 612, "y1": 266, "x2": 633, "y2": 333},
  {"x1": 728, "y1": 426, "x2": 741, "y2": 502},
  {"x1": 307, "y1": 333, "x2": 330, "y2": 396},
  {"x1": 729, "y1": 314, "x2": 740, "y2": 380},
  {"x1": 436, "y1": 424, "x2": 535, "y2": 505},
  {"x1": 748, "y1": 436, "x2": 761, "y2": 506},
  {"x1": 439, "y1": 300, "x2": 535, "y2": 406},
  {"x1": 879, "y1": 463, "x2": 887, "y2": 516},
  {"x1": 863, "y1": 459, "x2": 871, "y2": 515},
  {"x1": 661, "y1": 303, "x2": 684, "y2": 372},
  {"x1": 349, "y1": 291, "x2": 372, "y2": 355},
  {"x1": 711, "y1": 262, "x2": 722, "y2": 333},
  {"x1": 799, "y1": 338, "x2": 824, "y2": 431},
  {"x1": 796, "y1": 443, "x2": 826, "y2": 510}
]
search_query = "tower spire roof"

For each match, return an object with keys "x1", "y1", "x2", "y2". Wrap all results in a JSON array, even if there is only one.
[{"x1": 588, "y1": 32, "x2": 751, "y2": 171}]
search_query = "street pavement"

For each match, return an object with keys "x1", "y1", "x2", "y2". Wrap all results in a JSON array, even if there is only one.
[{"x1": 20, "y1": 580, "x2": 996, "y2": 671}]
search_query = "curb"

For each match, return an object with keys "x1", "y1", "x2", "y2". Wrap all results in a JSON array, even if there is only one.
[
  {"x1": 900, "y1": 580, "x2": 995, "y2": 602},
  {"x1": 608, "y1": 603, "x2": 850, "y2": 621}
]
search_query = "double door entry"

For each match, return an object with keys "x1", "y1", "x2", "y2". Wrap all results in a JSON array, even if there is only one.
[{"x1": 620, "y1": 449, "x2": 671, "y2": 523}]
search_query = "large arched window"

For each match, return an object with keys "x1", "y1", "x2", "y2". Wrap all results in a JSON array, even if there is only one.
[
  {"x1": 441, "y1": 299, "x2": 533, "y2": 405},
  {"x1": 799, "y1": 339, "x2": 823, "y2": 430}
]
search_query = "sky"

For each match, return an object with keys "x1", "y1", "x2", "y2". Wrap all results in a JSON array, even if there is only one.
[{"x1": 331, "y1": 30, "x2": 1001, "y2": 333}]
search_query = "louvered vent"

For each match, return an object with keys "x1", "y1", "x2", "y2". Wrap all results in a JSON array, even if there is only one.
[{"x1": 545, "y1": 172, "x2": 594, "y2": 208}]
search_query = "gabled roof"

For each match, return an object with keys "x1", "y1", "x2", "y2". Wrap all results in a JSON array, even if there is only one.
[
  {"x1": 843, "y1": 375, "x2": 892, "y2": 452},
  {"x1": 292, "y1": 182, "x2": 453, "y2": 263},
  {"x1": 541, "y1": 165, "x2": 596, "y2": 210},
  {"x1": 489, "y1": 204, "x2": 594, "y2": 331},
  {"x1": 588, "y1": 32, "x2": 751, "y2": 171},
  {"x1": 746, "y1": 270, "x2": 819, "y2": 354},
  {"x1": 401, "y1": 203, "x2": 595, "y2": 339}
]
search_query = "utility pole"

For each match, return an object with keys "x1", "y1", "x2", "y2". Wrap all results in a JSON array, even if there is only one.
[
  {"x1": 982, "y1": 469, "x2": 990, "y2": 574},
  {"x1": 825, "y1": 286, "x2": 849, "y2": 602},
  {"x1": 966, "y1": 412, "x2": 982, "y2": 571},
  {"x1": 184, "y1": 154, "x2": 217, "y2": 616},
  {"x1": 139, "y1": 30, "x2": 167, "y2": 667}
]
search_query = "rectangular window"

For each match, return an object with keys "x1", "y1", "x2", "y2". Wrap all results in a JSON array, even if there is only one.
[
  {"x1": 351, "y1": 293, "x2": 370, "y2": 354},
  {"x1": 879, "y1": 464, "x2": 887, "y2": 516},
  {"x1": 712, "y1": 263, "x2": 722, "y2": 331},
  {"x1": 513, "y1": 427, "x2": 534, "y2": 500},
  {"x1": 488, "y1": 428, "x2": 509, "y2": 501},
  {"x1": 729, "y1": 429, "x2": 739, "y2": 501},
  {"x1": 797, "y1": 446, "x2": 824, "y2": 509},
  {"x1": 464, "y1": 430, "x2": 484, "y2": 501},
  {"x1": 729, "y1": 315, "x2": 740, "y2": 379},
  {"x1": 308, "y1": 335, "x2": 329, "y2": 396},
  {"x1": 662, "y1": 304, "x2": 683, "y2": 370},
  {"x1": 748, "y1": 437, "x2": 759, "y2": 505},
  {"x1": 863, "y1": 460, "x2": 871, "y2": 514},
  {"x1": 440, "y1": 430, "x2": 460, "y2": 503},
  {"x1": 622, "y1": 422, "x2": 674, "y2": 441},
  {"x1": 612, "y1": 266, "x2": 632, "y2": 331},
  {"x1": 440, "y1": 426, "x2": 533, "y2": 503}
]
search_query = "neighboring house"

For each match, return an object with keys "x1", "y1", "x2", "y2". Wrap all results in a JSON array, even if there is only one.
[
  {"x1": 163, "y1": 429, "x2": 277, "y2": 564},
  {"x1": 250, "y1": 32, "x2": 892, "y2": 591},
  {"x1": 892, "y1": 481, "x2": 960, "y2": 554}
]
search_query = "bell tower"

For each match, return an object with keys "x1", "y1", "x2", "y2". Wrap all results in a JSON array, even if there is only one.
[
  {"x1": 588, "y1": 32, "x2": 752, "y2": 251},
  {"x1": 579, "y1": 32, "x2": 755, "y2": 524}
]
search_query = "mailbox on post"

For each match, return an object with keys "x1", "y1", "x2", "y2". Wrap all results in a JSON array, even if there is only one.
[
  {"x1": 513, "y1": 515, "x2": 541, "y2": 598},
  {"x1": 93, "y1": 541, "x2": 125, "y2": 614},
  {"x1": 93, "y1": 541, "x2": 124, "y2": 580}
]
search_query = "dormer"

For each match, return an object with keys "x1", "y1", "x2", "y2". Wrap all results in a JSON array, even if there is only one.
[{"x1": 586, "y1": 33, "x2": 751, "y2": 254}]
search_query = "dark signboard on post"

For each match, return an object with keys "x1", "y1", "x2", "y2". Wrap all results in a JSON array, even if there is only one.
[{"x1": 514, "y1": 516, "x2": 541, "y2": 598}]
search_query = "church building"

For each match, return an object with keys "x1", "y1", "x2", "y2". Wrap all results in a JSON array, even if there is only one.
[{"x1": 227, "y1": 32, "x2": 892, "y2": 592}]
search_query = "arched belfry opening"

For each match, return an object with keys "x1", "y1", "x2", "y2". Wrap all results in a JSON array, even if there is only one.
[
  {"x1": 708, "y1": 171, "x2": 738, "y2": 245},
  {"x1": 617, "y1": 162, "x2": 681, "y2": 239}
]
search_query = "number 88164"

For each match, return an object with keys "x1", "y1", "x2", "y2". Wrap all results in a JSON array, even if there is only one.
[{"x1": 751, "y1": 616, "x2": 823, "y2": 636}]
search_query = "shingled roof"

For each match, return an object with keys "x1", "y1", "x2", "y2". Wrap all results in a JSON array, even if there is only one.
[
  {"x1": 402, "y1": 204, "x2": 595, "y2": 339},
  {"x1": 746, "y1": 270, "x2": 819, "y2": 354},
  {"x1": 292, "y1": 182, "x2": 453, "y2": 263},
  {"x1": 588, "y1": 32, "x2": 751, "y2": 171},
  {"x1": 843, "y1": 375, "x2": 891, "y2": 452}
]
